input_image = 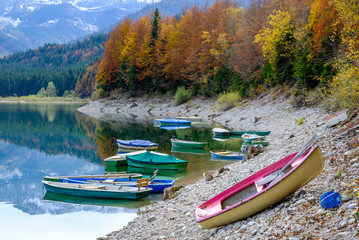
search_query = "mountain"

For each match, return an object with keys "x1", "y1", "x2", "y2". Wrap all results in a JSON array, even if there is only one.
[{"x1": 0, "y1": 0, "x2": 159, "y2": 57}]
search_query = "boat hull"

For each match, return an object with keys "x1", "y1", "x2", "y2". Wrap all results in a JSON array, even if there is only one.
[
  {"x1": 160, "y1": 118, "x2": 191, "y2": 126},
  {"x1": 210, "y1": 151, "x2": 244, "y2": 160},
  {"x1": 43, "y1": 173, "x2": 142, "y2": 182},
  {"x1": 196, "y1": 146, "x2": 324, "y2": 228},
  {"x1": 127, "y1": 159, "x2": 188, "y2": 170},
  {"x1": 171, "y1": 139, "x2": 207, "y2": 149},
  {"x1": 42, "y1": 181, "x2": 151, "y2": 200},
  {"x1": 230, "y1": 131, "x2": 270, "y2": 136}
]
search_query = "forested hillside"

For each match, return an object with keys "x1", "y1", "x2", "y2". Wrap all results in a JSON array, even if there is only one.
[
  {"x1": 0, "y1": 34, "x2": 107, "y2": 97},
  {"x1": 96, "y1": 0, "x2": 359, "y2": 110}
]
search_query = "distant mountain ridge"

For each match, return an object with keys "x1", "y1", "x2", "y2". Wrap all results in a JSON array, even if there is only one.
[{"x1": 0, "y1": 0, "x2": 156, "y2": 57}]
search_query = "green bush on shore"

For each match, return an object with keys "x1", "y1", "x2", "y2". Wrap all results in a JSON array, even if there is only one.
[
  {"x1": 215, "y1": 91, "x2": 241, "y2": 111},
  {"x1": 174, "y1": 86, "x2": 191, "y2": 106}
]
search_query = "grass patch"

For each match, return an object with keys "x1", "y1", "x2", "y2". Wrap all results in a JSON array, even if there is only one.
[
  {"x1": 215, "y1": 91, "x2": 241, "y2": 111},
  {"x1": 295, "y1": 117, "x2": 305, "y2": 125}
]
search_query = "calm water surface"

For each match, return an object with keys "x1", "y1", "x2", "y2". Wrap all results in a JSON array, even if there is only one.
[{"x1": 0, "y1": 103, "x2": 242, "y2": 240}]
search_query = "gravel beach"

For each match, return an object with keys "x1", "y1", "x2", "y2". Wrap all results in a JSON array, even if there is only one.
[{"x1": 77, "y1": 93, "x2": 359, "y2": 240}]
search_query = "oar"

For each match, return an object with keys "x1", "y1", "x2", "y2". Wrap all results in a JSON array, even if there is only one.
[
  {"x1": 150, "y1": 169, "x2": 158, "y2": 184},
  {"x1": 257, "y1": 134, "x2": 319, "y2": 187}
]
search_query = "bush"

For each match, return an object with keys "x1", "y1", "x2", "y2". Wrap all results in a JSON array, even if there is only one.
[
  {"x1": 174, "y1": 86, "x2": 191, "y2": 106},
  {"x1": 215, "y1": 91, "x2": 241, "y2": 111}
]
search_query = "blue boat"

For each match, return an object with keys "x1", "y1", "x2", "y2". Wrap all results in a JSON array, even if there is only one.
[
  {"x1": 160, "y1": 125, "x2": 192, "y2": 130},
  {"x1": 44, "y1": 176, "x2": 174, "y2": 193},
  {"x1": 117, "y1": 139, "x2": 158, "y2": 150},
  {"x1": 159, "y1": 118, "x2": 191, "y2": 126}
]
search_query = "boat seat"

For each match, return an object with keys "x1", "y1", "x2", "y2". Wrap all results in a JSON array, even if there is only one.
[
  {"x1": 104, "y1": 179, "x2": 115, "y2": 183},
  {"x1": 137, "y1": 178, "x2": 149, "y2": 190}
]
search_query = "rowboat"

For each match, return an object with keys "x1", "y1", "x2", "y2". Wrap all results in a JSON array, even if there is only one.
[
  {"x1": 212, "y1": 128, "x2": 230, "y2": 136},
  {"x1": 196, "y1": 143, "x2": 324, "y2": 229},
  {"x1": 104, "y1": 150, "x2": 147, "y2": 167},
  {"x1": 116, "y1": 139, "x2": 158, "y2": 150},
  {"x1": 159, "y1": 118, "x2": 191, "y2": 126},
  {"x1": 324, "y1": 109, "x2": 348, "y2": 127},
  {"x1": 42, "y1": 179, "x2": 152, "y2": 200},
  {"x1": 229, "y1": 130, "x2": 270, "y2": 136},
  {"x1": 171, "y1": 146, "x2": 208, "y2": 155},
  {"x1": 43, "y1": 173, "x2": 142, "y2": 182},
  {"x1": 241, "y1": 133, "x2": 264, "y2": 143},
  {"x1": 210, "y1": 150, "x2": 244, "y2": 160},
  {"x1": 160, "y1": 125, "x2": 191, "y2": 130},
  {"x1": 252, "y1": 139, "x2": 269, "y2": 146},
  {"x1": 44, "y1": 175, "x2": 174, "y2": 193},
  {"x1": 126, "y1": 151, "x2": 188, "y2": 170},
  {"x1": 171, "y1": 138, "x2": 208, "y2": 149}
]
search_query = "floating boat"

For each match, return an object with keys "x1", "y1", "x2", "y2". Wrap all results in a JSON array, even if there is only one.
[
  {"x1": 104, "y1": 150, "x2": 147, "y2": 167},
  {"x1": 126, "y1": 151, "x2": 188, "y2": 170},
  {"x1": 252, "y1": 139, "x2": 269, "y2": 147},
  {"x1": 196, "y1": 137, "x2": 324, "y2": 229},
  {"x1": 229, "y1": 130, "x2": 270, "y2": 136},
  {"x1": 160, "y1": 125, "x2": 192, "y2": 130},
  {"x1": 241, "y1": 133, "x2": 264, "y2": 143},
  {"x1": 43, "y1": 173, "x2": 142, "y2": 182},
  {"x1": 171, "y1": 138, "x2": 208, "y2": 149},
  {"x1": 44, "y1": 175, "x2": 174, "y2": 193},
  {"x1": 42, "y1": 179, "x2": 152, "y2": 200},
  {"x1": 116, "y1": 139, "x2": 158, "y2": 150},
  {"x1": 159, "y1": 118, "x2": 192, "y2": 126},
  {"x1": 171, "y1": 146, "x2": 208, "y2": 155},
  {"x1": 324, "y1": 109, "x2": 348, "y2": 127},
  {"x1": 126, "y1": 166, "x2": 188, "y2": 178},
  {"x1": 210, "y1": 150, "x2": 244, "y2": 160},
  {"x1": 212, "y1": 128, "x2": 230, "y2": 136}
]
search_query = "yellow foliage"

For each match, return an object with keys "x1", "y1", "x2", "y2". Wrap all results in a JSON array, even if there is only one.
[{"x1": 254, "y1": 10, "x2": 293, "y2": 64}]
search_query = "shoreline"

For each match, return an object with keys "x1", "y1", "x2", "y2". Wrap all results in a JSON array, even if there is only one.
[{"x1": 78, "y1": 94, "x2": 359, "y2": 239}]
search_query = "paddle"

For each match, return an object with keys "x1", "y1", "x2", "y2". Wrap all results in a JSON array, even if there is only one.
[
  {"x1": 150, "y1": 169, "x2": 158, "y2": 184},
  {"x1": 257, "y1": 134, "x2": 319, "y2": 187}
]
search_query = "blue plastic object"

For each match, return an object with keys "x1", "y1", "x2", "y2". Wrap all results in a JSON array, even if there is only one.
[{"x1": 320, "y1": 191, "x2": 341, "y2": 209}]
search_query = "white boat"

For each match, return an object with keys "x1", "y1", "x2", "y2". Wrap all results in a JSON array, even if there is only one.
[
  {"x1": 104, "y1": 150, "x2": 147, "y2": 167},
  {"x1": 242, "y1": 133, "x2": 264, "y2": 143},
  {"x1": 324, "y1": 109, "x2": 348, "y2": 127},
  {"x1": 212, "y1": 128, "x2": 230, "y2": 136}
]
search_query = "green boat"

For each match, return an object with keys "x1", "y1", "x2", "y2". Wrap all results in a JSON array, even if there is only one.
[
  {"x1": 42, "y1": 180, "x2": 151, "y2": 200},
  {"x1": 171, "y1": 146, "x2": 208, "y2": 155},
  {"x1": 126, "y1": 151, "x2": 188, "y2": 170},
  {"x1": 229, "y1": 130, "x2": 271, "y2": 136},
  {"x1": 171, "y1": 138, "x2": 208, "y2": 149},
  {"x1": 252, "y1": 139, "x2": 269, "y2": 146}
]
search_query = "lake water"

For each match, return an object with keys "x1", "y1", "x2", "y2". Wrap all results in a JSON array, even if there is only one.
[{"x1": 0, "y1": 103, "x2": 242, "y2": 240}]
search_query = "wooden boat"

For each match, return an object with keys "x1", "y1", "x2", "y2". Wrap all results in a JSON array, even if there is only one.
[
  {"x1": 159, "y1": 118, "x2": 192, "y2": 126},
  {"x1": 212, "y1": 128, "x2": 230, "y2": 136},
  {"x1": 42, "y1": 179, "x2": 152, "y2": 200},
  {"x1": 44, "y1": 175, "x2": 174, "y2": 193},
  {"x1": 210, "y1": 150, "x2": 244, "y2": 160},
  {"x1": 171, "y1": 146, "x2": 208, "y2": 155},
  {"x1": 196, "y1": 144, "x2": 324, "y2": 229},
  {"x1": 241, "y1": 133, "x2": 264, "y2": 143},
  {"x1": 324, "y1": 109, "x2": 348, "y2": 127},
  {"x1": 126, "y1": 151, "x2": 188, "y2": 170},
  {"x1": 104, "y1": 150, "x2": 147, "y2": 167},
  {"x1": 116, "y1": 139, "x2": 158, "y2": 150},
  {"x1": 252, "y1": 139, "x2": 269, "y2": 146},
  {"x1": 171, "y1": 138, "x2": 208, "y2": 149},
  {"x1": 43, "y1": 173, "x2": 142, "y2": 182},
  {"x1": 230, "y1": 130, "x2": 270, "y2": 136}
]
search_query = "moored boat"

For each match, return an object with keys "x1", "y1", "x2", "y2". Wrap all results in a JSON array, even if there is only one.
[
  {"x1": 229, "y1": 130, "x2": 270, "y2": 136},
  {"x1": 42, "y1": 179, "x2": 152, "y2": 200},
  {"x1": 43, "y1": 173, "x2": 142, "y2": 182},
  {"x1": 126, "y1": 151, "x2": 188, "y2": 170},
  {"x1": 117, "y1": 139, "x2": 158, "y2": 150},
  {"x1": 196, "y1": 137, "x2": 324, "y2": 229},
  {"x1": 44, "y1": 175, "x2": 174, "y2": 193},
  {"x1": 159, "y1": 118, "x2": 192, "y2": 126},
  {"x1": 171, "y1": 146, "x2": 208, "y2": 155},
  {"x1": 241, "y1": 133, "x2": 264, "y2": 143},
  {"x1": 104, "y1": 150, "x2": 147, "y2": 167},
  {"x1": 212, "y1": 128, "x2": 230, "y2": 136},
  {"x1": 252, "y1": 139, "x2": 269, "y2": 146},
  {"x1": 171, "y1": 138, "x2": 208, "y2": 149},
  {"x1": 210, "y1": 150, "x2": 244, "y2": 160},
  {"x1": 324, "y1": 109, "x2": 348, "y2": 127}
]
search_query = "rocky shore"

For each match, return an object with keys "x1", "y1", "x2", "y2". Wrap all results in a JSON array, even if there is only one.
[{"x1": 78, "y1": 93, "x2": 359, "y2": 240}]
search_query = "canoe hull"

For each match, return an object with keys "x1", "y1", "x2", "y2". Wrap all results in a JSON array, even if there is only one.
[
  {"x1": 171, "y1": 139, "x2": 208, "y2": 149},
  {"x1": 42, "y1": 181, "x2": 151, "y2": 200},
  {"x1": 43, "y1": 173, "x2": 142, "y2": 182},
  {"x1": 196, "y1": 146, "x2": 324, "y2": 229}
]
